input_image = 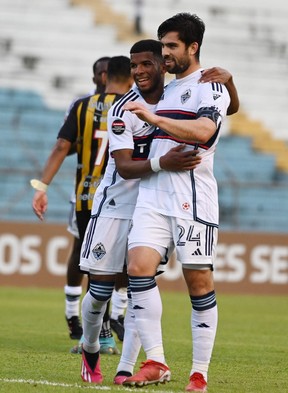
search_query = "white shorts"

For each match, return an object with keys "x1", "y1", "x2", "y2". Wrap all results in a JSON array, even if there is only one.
[
  {"x1": 67, "y1": 199, "x2": 80, "y2": 239},
  {"x1": 80, "y1": 216, "x2": 131, "y2": 274},
  {"x1": 128, "y1": 207, "x2": 218, "y2": 268}
]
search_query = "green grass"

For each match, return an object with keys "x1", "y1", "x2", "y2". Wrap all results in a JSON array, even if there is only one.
[{"x1": 0, "y1": 287, "x2": 287, "y2": 392}]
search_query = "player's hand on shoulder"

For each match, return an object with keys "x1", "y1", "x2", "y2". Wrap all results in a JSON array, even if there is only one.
[
  {"x1": 199, "y1": 67, "x2": 231, "y2": 84},
  {"x1": 123, "y1": 101, "x2": 156, "y2": 124},
  {"x1": 160, "y1": 145, "x2": 201, "y2": 171}
]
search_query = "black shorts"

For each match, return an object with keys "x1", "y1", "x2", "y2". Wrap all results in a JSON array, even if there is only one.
[{"x1": 76, "y1": 210, "x2": 91, "y2": 244}]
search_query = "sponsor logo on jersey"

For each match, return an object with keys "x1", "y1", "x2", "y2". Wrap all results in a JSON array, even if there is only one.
[
  {"x1": 92, "y1": 242, "x2": 106, "y2": 260},
  {"x1": 213, "y1": 93, "x2": 221, "y2": 100},
  {"x1": 111, "y1": 118, "x2": 125, "y2": 135},
  {"x1": 182, "y1": 202, "x2": 190, "y2": 210},
  {"x1": 181, "y1": 89, "x2": 191, "y2": 104}
]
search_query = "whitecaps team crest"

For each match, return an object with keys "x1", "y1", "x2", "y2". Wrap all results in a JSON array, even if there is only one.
[
  {"x1": 181, "y1": 89, "x2": 191, "y2": 104},
  {"x1": 92, "y1": 243, "x2": 106, "y2": 260}
]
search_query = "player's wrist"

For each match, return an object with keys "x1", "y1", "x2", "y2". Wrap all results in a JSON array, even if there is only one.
[
  {"x1": 30, "y1": 179, "x2": 48, "y2": 192},
  {"x1": 150, "y1": 157, "x2": 162, "y2": 172}
]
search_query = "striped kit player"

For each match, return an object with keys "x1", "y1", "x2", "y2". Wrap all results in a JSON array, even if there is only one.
[
  {"x1": 80, "y1": 85, "x2": 158, "y2": 274},
  {"x1": 129, "y1": 70, "x2": 230, "y2": 264},
  {"x1": 58, "y1": 92, "x2": 122, "y2": 238}
]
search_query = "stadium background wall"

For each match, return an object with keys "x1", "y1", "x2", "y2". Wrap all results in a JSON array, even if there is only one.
[{"x1": 0, "y1": 221, "x2": 287, "y2": 295}]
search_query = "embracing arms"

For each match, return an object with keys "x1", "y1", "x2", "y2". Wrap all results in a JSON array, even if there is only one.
[{"x1": 113, "y1": 144, "x2": 201, "y2": 180}]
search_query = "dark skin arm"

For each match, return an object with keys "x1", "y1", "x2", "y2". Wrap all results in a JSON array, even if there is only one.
[
  {"x1": 32, "y1": 138, "x2": 72, "y2": 220},
  {"x1": 199, "y1": 67, "x2": 240, "y2": 115},
  {"x1": 113, "y1": 144, "x2": 201, "y2": 180}
]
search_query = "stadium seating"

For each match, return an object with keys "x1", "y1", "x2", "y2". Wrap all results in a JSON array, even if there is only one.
[
  {"x1": 215, "y1": 136, "x2": 277, "y2": 183},
  {"x1": 0, "y1": 87, "x2": 75, "y2": 223},
  {"x1": 0, "y1": 0, "x2": 288, "y2": 233},
  {"x1": 1, "y1": 86, "x2": 287, "y2": 232}
]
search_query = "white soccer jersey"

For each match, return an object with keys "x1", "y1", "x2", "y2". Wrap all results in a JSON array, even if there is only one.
[
  {"x1": 135, "y1": 69, "x2": 230, "y2": 226},
  {"x1": 90, "y1": 86, "x2": 157, "y2": 219}
]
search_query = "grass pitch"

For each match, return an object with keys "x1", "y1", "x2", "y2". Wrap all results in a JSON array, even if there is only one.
[{"x1": 0, "y1": 287, "x2": 287, "y2": 392}]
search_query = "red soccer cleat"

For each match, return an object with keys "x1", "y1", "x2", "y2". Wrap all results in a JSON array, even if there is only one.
[
  {"x1": 113, "y1": 372, "x2": 132, "y2": 385},
  {"x1": 81, "y1": 349, "x2": 103, "y2": 383},
  {"x1": 185, "y1": 372, "x2": 207, "y2": 392},
  {"x1": 123, "y1": 359, "x2": 171, "y2": 387}
]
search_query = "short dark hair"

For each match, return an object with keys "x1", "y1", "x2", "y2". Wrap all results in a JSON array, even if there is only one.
[
  {"x1": 107, "y1": 56, "x2": 131, "y2": 81},
  {"x1": 130, "y1": 39, "x2": 163, "y2": 61},
  {"x1": 157, "y1": 13, "x2": 205, "y2": 60},
  {"x1": 92, "y1": 56, "x2": 111, "y2": 74}
]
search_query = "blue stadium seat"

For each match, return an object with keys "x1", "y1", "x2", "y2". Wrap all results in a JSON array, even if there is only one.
[
  {"x1": 19, "y1": 109, "x2": 64, "y2": 132},
  {"x1": 215, "y1": 136, "x2": 277, "y2": 183},
  {"x1": 219, "y1": 186, "x2": 288, "y2": 233},
  {"x1": 0, "y1": 88, "x2": 45, "y2": 109},
  {"x1": 0, "y1": 107, "x2": 19, "y2": 127},
  {"x1": 0, "y1": 163, "x2": 74, "y2": 223},
  {"x1": 0, "y1": 87, "x2": 74, "y2": 223}
]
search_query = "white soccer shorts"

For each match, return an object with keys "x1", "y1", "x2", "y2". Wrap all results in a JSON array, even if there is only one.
[
  {"x1": 80, "y1": 216, "x2": 131, "y2": 274},
  {"x1": 128, "y1": 207, "x2": 218, "y2": 267}
]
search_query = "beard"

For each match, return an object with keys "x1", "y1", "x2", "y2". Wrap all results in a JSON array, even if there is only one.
[{"x1": 165, "y1": 56, "x2": 190, "y2": 75}]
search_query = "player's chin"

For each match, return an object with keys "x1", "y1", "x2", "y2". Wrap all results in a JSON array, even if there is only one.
[
  {"x1": 164, "y1": 62, "x2": 175, "y2": 73},
  {"x1": 136, "y1": 80, "x2": 151, "y2": 91}
]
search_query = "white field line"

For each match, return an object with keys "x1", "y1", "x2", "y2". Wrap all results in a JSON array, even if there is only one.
[{"x1": 0, "y1": 378, "x2": 175, "y2": 393}]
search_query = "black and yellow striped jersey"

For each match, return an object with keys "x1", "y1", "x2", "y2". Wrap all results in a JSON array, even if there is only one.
[{"x1": 58, "y1": 92, "x2": 123, "y2": 211}]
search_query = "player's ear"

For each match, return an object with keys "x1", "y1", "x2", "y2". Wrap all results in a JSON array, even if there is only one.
[
  {"x1": 101, "y1": 72, "x2": 108, "y2": 86},
  {"x1": 189, "y1": 42, "x2": 198, "y2": 56},
  {"x1": 161, "y1": 62, "x2": 167, "y2": 74}
]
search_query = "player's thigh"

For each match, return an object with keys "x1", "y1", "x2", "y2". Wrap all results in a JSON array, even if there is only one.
[{"x1": 128, "y1": 207, "x2": 173, "y2": 274}]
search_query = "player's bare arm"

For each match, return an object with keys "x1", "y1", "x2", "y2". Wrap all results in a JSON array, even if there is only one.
[
  {"x1": 199, "y1": 67, "x2": 240, "y2": 115},
  {"x1": 32, "y1": 138, "x2": 72, "y2": 220},
  {"x1": 113, "y1": 144, "x2": 201, "y2": 180},
  {"x1": 123, "y1": 101, "x2": 216, "y2": 144}
]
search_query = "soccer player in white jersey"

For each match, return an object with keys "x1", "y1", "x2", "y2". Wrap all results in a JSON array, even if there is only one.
[
  {"x1": 78, "y1": 39, "x2": 201, "y2": 384},
  {"x1": 122, "y1": 13, "x2": 232, "y2": 392}
]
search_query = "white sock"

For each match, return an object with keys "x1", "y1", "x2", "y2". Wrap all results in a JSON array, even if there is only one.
[
  {"x1": 64, "y1": 285, "x2": 82, "y2": 319},
  {"x1": 116, "y1": 296, "x2": 141, "y2": 374},
  {"x1": 111, "y1": 288, "x2": 128, "y2": 320},
  {"x1": 190, "y1": 305, "x2": 218, "y2": 381},
  {"x1": 81, "y1": 291, "x2": 107, "y2": 353},
  {"x1": 131, "y1": 285, "x2": 165, "y2": 364}
]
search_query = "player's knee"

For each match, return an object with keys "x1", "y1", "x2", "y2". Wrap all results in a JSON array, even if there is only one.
[
  {"x1": 128, "y1": 246, "x2": 160, "y2": 276},
  {"x1": 127, "y1": 261, "x2": 145, "y2": 276}
]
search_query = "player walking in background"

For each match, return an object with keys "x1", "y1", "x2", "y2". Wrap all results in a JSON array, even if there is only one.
[
  {"x1": 122, "y1": 13, "x2": 232, "y2": 392},
  {"x1": 91, "y1": 57, "x2": 111, "y2": 94},
  {"x1": 31, "y1": 56, "x2": 133, "y2": 353},
  {"x1": 64, "y1": 56, "x2": 111, "y2": 342},
  {"x1": 64, "y1": 55, "x2": 128, "y2": 351}
]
